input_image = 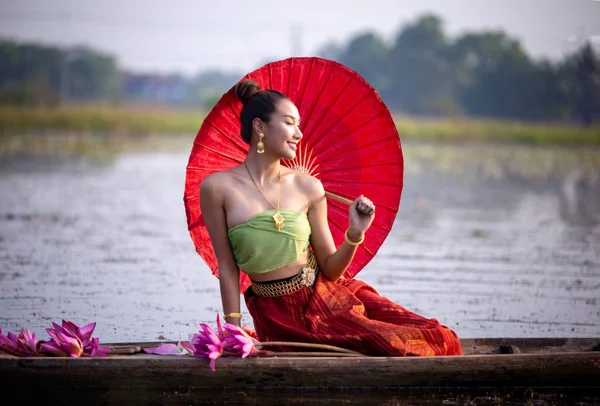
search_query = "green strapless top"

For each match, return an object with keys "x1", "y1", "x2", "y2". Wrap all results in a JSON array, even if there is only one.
[{"x1": 227, "y1": 209, "x2": 311, "y2": 275}]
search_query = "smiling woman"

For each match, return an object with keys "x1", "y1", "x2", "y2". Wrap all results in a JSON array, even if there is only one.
[{"x1": 189, "y1": 57, "x2": 463, "y2": 357}]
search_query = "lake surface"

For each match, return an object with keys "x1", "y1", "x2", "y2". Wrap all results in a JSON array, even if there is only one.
[{"x1": 1, "y1": 140, "x2": 599, "y2": 344}]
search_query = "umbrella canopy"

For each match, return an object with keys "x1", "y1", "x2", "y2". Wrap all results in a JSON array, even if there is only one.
[{"x1": 184, "y1": 57, "x2": 403, "y2": 293}]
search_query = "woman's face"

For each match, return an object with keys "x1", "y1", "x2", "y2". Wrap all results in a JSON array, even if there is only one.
[{"x1": 264, "y1": 99, "x2": 303, "y2": 160}]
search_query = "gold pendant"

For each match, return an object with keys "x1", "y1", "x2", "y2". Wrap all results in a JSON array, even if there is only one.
[{"x1": 272, "y1": 211, "x2": 285, "y2": 231}]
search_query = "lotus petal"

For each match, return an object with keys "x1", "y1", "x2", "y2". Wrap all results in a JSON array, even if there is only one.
[
  {"x1": 143, "y1": 343, "x2": 184, "y2": 355},
  {"x1": 179, "y1": 340, "x2": 194, "y2": 354},
  {"x1": 86, "y1": 337, "x2": 111, "y2": 357},
  {"x1": 39, "y1": 341, "x2": 69, "y2": 357}
]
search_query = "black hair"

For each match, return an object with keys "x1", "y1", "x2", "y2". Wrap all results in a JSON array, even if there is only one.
[{"x1": 234, "y1": 79, "x2": 289, "y2": 144}]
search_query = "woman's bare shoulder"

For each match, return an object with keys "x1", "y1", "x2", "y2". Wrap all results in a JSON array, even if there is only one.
[
  {"x1": 288, "y1": 169, "x2": 324, "y2": 197},
  {"x1": 201, "y1": 167, "x2": 241, "y2": 194}
]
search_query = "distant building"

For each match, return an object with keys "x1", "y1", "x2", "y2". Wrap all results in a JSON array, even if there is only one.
[{"x1": 121, "y1": 72, "x2": 187, "y2": 105}]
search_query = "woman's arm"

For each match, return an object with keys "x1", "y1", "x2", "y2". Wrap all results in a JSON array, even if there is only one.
[
  {"x1": 306, "y1": 177, "x2": 375, "y2": 281},
  {"x1": 200, "y1": 173, "x2": 242, "y2": 326}
]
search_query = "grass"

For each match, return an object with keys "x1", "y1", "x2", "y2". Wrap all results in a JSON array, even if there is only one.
[
  {"x1": 393, "y1": 115, "x2": 600, "y2": 145},
  {"x1": 1, "y1": 105, "x2": 600, "y2": 157},
  {"x1": 0, "y1": 104, "x2": 207, "y2": 136}
]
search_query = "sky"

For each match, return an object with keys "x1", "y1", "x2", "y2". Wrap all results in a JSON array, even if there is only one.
[{"x1": 1, "y1": 0, "x2": 599, "y2": 76}]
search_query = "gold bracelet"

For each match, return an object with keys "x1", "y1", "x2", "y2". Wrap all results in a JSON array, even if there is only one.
[
  {"x1": 224, "y1": 312, "x2": 242, "y2": 319},
  {"x1": 344, "y1": 230, "x2": 364, "y2": 246}
]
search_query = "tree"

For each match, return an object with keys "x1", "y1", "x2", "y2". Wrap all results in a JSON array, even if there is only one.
[
  {"x1": 0, "y1": 39, "x2": 120, "y2": 105},
  {"x1": 386, "y1": 14, "x2": 455, "y2": 114},
  {"x1": 337, "y1": 32, "x2": 391, "y2": 95},
  {"x1": 448, "y1": 31, "x2": 542, "y2": 119},
  {"x1": 569, "y1": 42, "x2": 600, "y2": 125}
]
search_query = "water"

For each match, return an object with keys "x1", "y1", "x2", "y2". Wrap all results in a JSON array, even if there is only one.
[{"x1": 1, "y1": 141, "x2": 599, "y2": 344}]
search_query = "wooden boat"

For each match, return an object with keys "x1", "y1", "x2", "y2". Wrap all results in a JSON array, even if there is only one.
[{"x1": 2, "y1": 337, "x2": 599, "y2": 404}]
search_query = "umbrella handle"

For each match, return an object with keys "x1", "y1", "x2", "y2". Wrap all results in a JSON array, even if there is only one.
[{"x1": 325, "y1": 191, "x2": 374, "y2": 216}]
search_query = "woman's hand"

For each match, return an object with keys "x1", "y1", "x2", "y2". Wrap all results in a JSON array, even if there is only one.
[{"x1": 347, "y1": 195, "x2": 375, "y2": 241}]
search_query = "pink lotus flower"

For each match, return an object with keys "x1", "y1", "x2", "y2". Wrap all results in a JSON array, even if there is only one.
[
  {"x1": 189, "y1": 322, "x2": 225, "y2": 372},
  {"x1": 40, "y1": 320, "x2": 111, "y2": 357},
  {"x1": 0, "y1": 326, "x2": 42, "y2": 356},
  {"x1": 62, "y1": 321, "x2": 111, "y2": 356},
  {"x1": 41, "y1": 323, "x2": 84, "y2": 357},
  {"x1": 218, "y1": 315, "x2": 260, "y2": 359},
  {"x1": 138, "y1": 316, "x2": 266, "y2": 372},
  {"x1": 185, "y1": 315, "x2": 262, "y2": 371},
  {"x1": 1, "y1": 321, "x2": 110, "y2": 358}
]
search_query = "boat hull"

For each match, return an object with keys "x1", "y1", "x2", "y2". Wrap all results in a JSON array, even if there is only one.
[{"x1": 2, "y1": 338, "x2": 599, "y2": 403}]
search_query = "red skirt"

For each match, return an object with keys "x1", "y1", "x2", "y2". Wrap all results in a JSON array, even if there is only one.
[{"x1": 245, "y1": 272, "x2": 463, "y2": 356}]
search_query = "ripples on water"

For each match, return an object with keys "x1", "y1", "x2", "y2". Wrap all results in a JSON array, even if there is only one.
[{"x1": 0, "y1": 142, "x2": 599, "y2": 345}]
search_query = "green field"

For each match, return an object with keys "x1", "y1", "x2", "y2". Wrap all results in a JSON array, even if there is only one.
[
  {"x1": 0, "y1": 105, "x2": 207, "y2": 136},
  {"x1": 1, "y1": 105, "x2": 599, "y2": 158}
]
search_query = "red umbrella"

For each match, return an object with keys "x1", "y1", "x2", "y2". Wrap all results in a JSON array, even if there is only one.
[{"x1": 184, "y1": 57, "x2": 403, "y2": 293}]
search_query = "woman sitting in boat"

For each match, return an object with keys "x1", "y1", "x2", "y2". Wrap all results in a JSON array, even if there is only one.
[{"x1": 200, "y1": 79, "x2": 463, "y2": 356}]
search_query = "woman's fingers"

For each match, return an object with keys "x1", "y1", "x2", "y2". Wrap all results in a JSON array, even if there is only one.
[{"x1": 355, "y1": 195, "x2": 375, "y2": 216}]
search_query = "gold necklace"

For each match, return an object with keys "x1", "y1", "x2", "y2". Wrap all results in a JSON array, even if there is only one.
[{"x1": 244, "y1": 161, "x2": 285, "y2": 231}]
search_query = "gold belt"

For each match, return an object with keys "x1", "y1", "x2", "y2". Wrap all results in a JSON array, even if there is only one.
[{"x1": 251, "y1": 266, "x2": 317, "y2": 297}]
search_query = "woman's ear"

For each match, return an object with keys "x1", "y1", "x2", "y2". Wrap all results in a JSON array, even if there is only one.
[{"x1": 252, "y1": 117, "x2": 264, "y2": 137}]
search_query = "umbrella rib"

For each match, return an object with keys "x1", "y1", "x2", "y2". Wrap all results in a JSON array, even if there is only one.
[
  {"x1": 306, "y1": 74, "x2": 354, "y2": 150},
  {"x1": 316, "y1": 134, "x2": 401, "y2": 167},
  {"x1": 317, "y1": 161, "x2": 402, "y2": 174},
  {"x1": 327, "y1": 216, "x2": 347, "y2": 235},
  {"x1": 192, "y1": 141, "x2": 243, "y2": 163},
  {"x1": 297, "y1": 58, "x2": 315, "y2": 114},
  {"x1": 310, "y1": 83, "x2": 376, "y2": 152},
  {"x1": 302, "y1": 63, "x2": 337, "y2": 130},
  {"x1": 324, "y1": 178, "x2": 402, "y2": 186},
  {"x1": 186, "y1": 165, "x2": 234, "y2": 172},
  {"x1": 207, "y1": 121, "x2": 247, "y2": 154},
  {"x1": 313, "y1": 112, "x2": 397, "y2": 160},
  {"x1": 345, "y1": 111, "x2": 394, "y2": 135},
  {"x1": 226, "y1": 97, "x2": 241, "y2": 121},
  {"x1": 368, "y1": 221, "x2": 392, "y2": 234},
  {"x1": 284, "y1": 143, "x2": 322, "y2": 177},
  {"x1": 361, "y1": 244, "x2": 375, "y2": 257},
  {"x1": 286, "y1": 58, "x2": 293, "y2": 95}
]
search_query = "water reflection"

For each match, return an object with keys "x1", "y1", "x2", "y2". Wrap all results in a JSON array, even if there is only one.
[
  {"x1": 559, "y1": 168, "x2": 600, "y2": 226},
  {"x1": 0, "y1": 141, "x2": 599, "y2": 344}
]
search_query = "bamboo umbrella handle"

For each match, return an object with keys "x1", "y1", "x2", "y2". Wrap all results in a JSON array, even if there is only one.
[{"x1": 325, "y1": 191, "x2": 374, "y2": 216}]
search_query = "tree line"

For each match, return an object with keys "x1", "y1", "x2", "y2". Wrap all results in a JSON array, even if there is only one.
[
  {"x1": 323, "y1": 14, "x2": 600, "y2": 125},
  {"x1": 1, "y1": 13, "x2": 599, "y2": 125},
  {"x1": 0, "y1": 41, "x2": 121, "y2": 106}
]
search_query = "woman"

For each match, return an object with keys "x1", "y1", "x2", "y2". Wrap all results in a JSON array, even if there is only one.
[{"x1": 200, "y1": 79, "x2": 462, "y2": 356}]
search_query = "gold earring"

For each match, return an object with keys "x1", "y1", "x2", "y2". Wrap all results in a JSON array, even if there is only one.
[{"x1": 257, "y1": 133, "x2": 265, "y2": 154}]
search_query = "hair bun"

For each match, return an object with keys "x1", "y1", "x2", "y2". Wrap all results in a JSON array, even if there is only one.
[{"x1": 235, "y1": 79, "x2": 261, "y2": 105}]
